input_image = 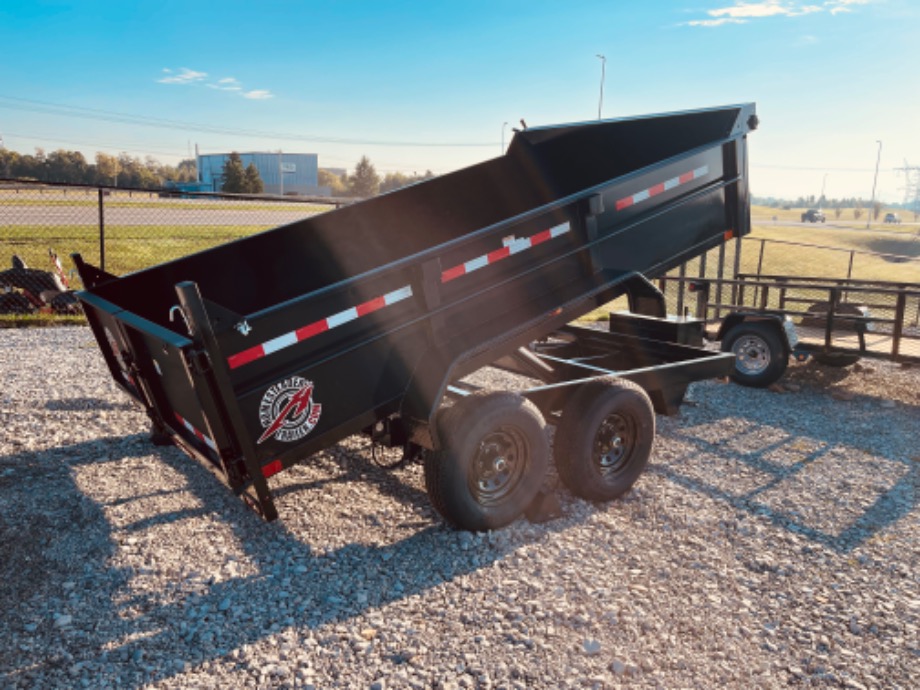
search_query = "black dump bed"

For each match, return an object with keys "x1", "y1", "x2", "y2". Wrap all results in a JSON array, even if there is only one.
[{"x1": 76, "y1": 103, "x2": 756, "y2": 520}]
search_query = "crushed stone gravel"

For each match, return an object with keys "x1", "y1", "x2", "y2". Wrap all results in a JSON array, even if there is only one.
[{"x1": 0, "y1": 326, "x2": 917, "y2": 689}]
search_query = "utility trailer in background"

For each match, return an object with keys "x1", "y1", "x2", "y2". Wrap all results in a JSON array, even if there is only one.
[
  {"x1": 74, "y1": 103, "x2": 757, "y2": 530},
  {"x1": 663, "y1": 271, "x2": 920, "y2": 387}
]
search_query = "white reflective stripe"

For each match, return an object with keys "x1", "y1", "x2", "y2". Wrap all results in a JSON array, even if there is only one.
[
  {"x1": 327, "y1": 306, "x2": 359, "y2": 328},
  {"x1": 693, "y1": 165, "x2": 709, "y2": 178},
  {"x1": 508, "y1": 237, "x2": 532, "y2": 254},
  {"x1": 178, "y1": 415, "x2": 218, "y2": 452},
  {"x1": 464, "y1": 255, "x2": 490, "y2": 272},
  {"x1": 550, "y1": 222, "x2": 570, "y2": 238},
  {"x1": 383, "y1": 285, "x2": 413, "y2": 305},
  {"x1": 633, "y1": 189, "x2": 650, "y2": 204},
  {"x1": 664, "y1": 177, "x2": 680, "y2": 190},
  {"x1": 262, "y1": 331, "x2": 298, "y2": 355}
]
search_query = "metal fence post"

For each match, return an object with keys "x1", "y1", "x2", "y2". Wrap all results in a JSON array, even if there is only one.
[{"x1": 97, "y1": 188, "x2": 106, "y2": 272}]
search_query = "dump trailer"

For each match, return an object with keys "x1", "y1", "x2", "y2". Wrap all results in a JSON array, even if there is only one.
[{"x1": 74, "y1": 103, "x2": 758, "y2": 530}]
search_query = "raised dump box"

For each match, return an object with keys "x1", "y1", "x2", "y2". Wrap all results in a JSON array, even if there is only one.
[{"x1": 75, "y1": 104, "x2": 757, "y2": 530}]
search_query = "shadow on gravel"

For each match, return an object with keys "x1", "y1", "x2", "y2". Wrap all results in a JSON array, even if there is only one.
[
  {"x1": 1, "y1": 432, "x2": 578, "y2": 688},
  {"x1": 653, "y1": 397, "x2": 919, "y2": 555}
]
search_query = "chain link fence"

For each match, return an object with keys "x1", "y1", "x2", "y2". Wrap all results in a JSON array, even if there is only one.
[{"x1": 1, "y1": 179, "x2": 339, "y2": 318}]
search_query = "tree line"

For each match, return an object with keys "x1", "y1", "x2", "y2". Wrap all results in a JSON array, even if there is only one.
[
  {"x1": 1, "y1": 145, "x2": 436, "y2": 198},
  {"x1": 320, "y1": 155, "x2": 435, "y2": 197},
  {"x1": 0, "y1": 147, "x2": 197, "y2": 189}
]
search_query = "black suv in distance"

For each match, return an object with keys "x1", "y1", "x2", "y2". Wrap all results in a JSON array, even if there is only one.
[
  {"x1": 884, "y1": 213, "x2": 901, "y2": 224},
  {"x1": 801, "y1": 209, "x2": 826, "y2": 223}
]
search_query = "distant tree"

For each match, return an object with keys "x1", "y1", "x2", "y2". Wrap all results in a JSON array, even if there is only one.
[
  {"x1": 853, "y1": 203, "x2": 863, "y2": 220},
  {"x1": 176, "y1": 158, "x2": 197, "y2": 182},
  {"x1": 872, "y1": 201, "x2": 883, "y2": 221},
  {"x1": 833, "y1": 203, "x2": 842, "y2": 220},
  {"x1": 379, "y1": 171, "x2": 411, "y2": 194},
  {"x1": 243, "y1": 163, "x2": 264, "y2": 194},
  {"x1": 318, "y1": 169, "x2": 346, "y2": 195},
  {"x1": 221, "y1": 152, "x2": 246, "y2": 193},
  {"x1": 95, "y1": 152, "x2": 119, "y2": 186},
  {"x1": 347, "y1": 156, "x2": 380, "y2": 197}
]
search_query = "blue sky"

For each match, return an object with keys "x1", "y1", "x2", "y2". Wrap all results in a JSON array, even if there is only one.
[{"x1": 0, "y1": 0, "x2": 917, "y2": 201}]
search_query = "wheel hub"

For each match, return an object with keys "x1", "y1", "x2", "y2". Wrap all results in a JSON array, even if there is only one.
[
  {"x1": 732, "y1": 334, "x2": 770, "y2": 375},
  {"x1": 594, "y1": 414, "x2": 633, "y2": 478},
  {"x1": 470, "y1": 427, "x2": 528, "y2": 506}
]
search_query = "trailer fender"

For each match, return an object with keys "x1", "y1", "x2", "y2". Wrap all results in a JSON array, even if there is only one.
[{"x1": 716, "y1": 312, "x2": 795, "y2": 354}]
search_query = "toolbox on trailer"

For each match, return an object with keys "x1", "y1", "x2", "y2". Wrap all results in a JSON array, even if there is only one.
[{"x1": 74, "y1": 103, "x2": 757, "y2": 529}]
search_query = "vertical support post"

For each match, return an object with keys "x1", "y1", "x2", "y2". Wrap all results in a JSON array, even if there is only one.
[
  {"x1": 891, "y1": 290, "x2": 906, "y2": 358},
  {"x1": 715, "y1": 242, "x2": 726, "y2": 320},
  {"x1": 676, "y1": 263, "x2": 686, "y2": 317},
  {"x1": 175, "y1": 281, "x2": 279, "y2": 521},
  {"x1": 697, "y1": 252, "x2": 708, "y2": 319},
  {"x1": 97, "y1": 188, "x2": 106, "y2": 272},
  {"x1": 731, "y1": 235, "x2": 743, "y2": 308}
]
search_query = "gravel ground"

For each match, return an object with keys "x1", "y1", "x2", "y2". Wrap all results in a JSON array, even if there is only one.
[{"x1": 1, "y1": 326, "x2": 917, "y2": 689}]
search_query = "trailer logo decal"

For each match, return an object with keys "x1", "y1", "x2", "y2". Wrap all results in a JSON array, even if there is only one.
[
  {"x1": 615, "y1": 165, "x2": 709, "y2": 211},
  {"x1": 257, "y1": 377, "x2": 322, "y2": 444},
  {"x1": 227, "y1": 285, "x2": 414, "y2": 370},
  {"x1": 441, "y1": 222, "x2": 571, "y2": 283}
]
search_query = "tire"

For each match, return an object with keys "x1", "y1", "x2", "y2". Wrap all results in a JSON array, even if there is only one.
[
  {"x1": 553, "y1": 378, "x2": 654, "y2": 502},
  {"x1": 423, "y1": 392, "x2": 549, "y2": 531},
  {"x1": 721, "y1": 321, "x2": 788, "y2": 387}
]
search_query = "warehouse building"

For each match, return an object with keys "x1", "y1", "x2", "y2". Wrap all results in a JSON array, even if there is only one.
[{"x1": 196, "y1": 151, "x2": 327, "y2": 195}]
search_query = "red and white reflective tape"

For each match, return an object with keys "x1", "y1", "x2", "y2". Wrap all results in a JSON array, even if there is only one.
[
  {"x1": 174, "y1": 412, "x2": 218, "y2": 453},
  {"x1": 227, "y1": 285, "x2": 413, "y2": 370},
  {"x1": 441, "y1": 222, "x2": 571, "y2": 283},
  {"x1": 615, "y1": 165, "x2": 709, "y2": 212}
]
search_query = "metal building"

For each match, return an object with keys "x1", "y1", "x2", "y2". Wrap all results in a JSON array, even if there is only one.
[{"x1": 196, "y1": 151, "x2": 326, "y2": 196}]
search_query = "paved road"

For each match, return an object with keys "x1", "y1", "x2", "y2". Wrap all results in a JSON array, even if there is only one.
[{"x1": 2, "y1": 204, "x2": 323, "y2": 227}]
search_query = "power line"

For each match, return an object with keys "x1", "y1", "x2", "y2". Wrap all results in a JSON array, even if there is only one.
[{"x1": 0, "y1": 95, "x2": 494, "y2": 148}]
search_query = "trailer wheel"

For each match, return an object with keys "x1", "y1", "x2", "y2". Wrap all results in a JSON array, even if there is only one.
[
  {"x1": 721, "y1": 321, "x2": 787, "y2": 387},
  {"x1": 553, "y1": 379, "x2": 654, "y2": 502},
  {"x1": 424, "y1": 392, "x2": 549, "y2": 531}
]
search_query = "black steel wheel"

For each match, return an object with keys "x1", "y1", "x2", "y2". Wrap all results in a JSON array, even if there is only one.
[
  {"x1": 553, "y1": 378, "x2": 654, "y2": 502},
  {"x1": 721, "y1": 321, "x2": 788, "y2": 387},
  {"x1": 424, "y1": 392, "x2": 549, "y2": 531}
]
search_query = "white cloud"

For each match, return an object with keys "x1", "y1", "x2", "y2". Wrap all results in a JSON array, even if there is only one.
[
  {"x1": 207, "y1": 77, "x2": 243, "y2": 92},
  {"x1": 241, "y1": 90, "x2": 274, "y2": 100},
  {"x1": 687, "y1": 17, "x2": 748, "y2": 26},
  {"x1": 158, "y1": 69, "x2": 274, "y2": 99},
  {"x1": 684, "y1": 0, "x2": 875, "y2": 26},
  {"x1": 156, "y1": 67, "x2": 207, "y2": 85}
]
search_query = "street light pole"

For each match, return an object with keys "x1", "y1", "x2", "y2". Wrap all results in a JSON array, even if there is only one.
[
  {"x1": 501, "y1": 121, "x2": 508, "y2": 154},
  {"x1": 867, "y1": 140, "x2": 882, "y2": 229},
  {"x1": 596, "y1": 54, "x2": 606, "y2": 120},
  {"x1": 820, "y1": 173, "x2": 828, "y2": 205},
  {"x1": 278, "y1": 149, "x2": 283, "y2": 197}
]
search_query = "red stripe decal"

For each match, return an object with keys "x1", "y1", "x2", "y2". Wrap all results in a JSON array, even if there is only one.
[
  {"x1": 262, "y1": 459, "x2": 283, "y2": 478},
  {"x1": 615, "y1": 197, "x2": 634, "y2": 211},
  {"x1": 530, "y1": 229, "x2": 553, "y2": 246},
  {"x1": 679, "y1": 171, "x2": 694, "y2": 184},
  {"x1": 356, "y1": 295, "x2": 387, "y2": 317},
  {"x1": 441, "y1": 264, "x2": 466, "y2": 283},
  {"x1": 295, "y1": 319, "x2": 329, "y2": 341},
  {"x1": 487, "y1": 246, "x2": 511, "y2": 264},
  {"x1": 649, "y1": 183, "x2": 665, "y2": 197},
  {"x1": 228, "y1": 345, "x2": 266, "y2": 370}
]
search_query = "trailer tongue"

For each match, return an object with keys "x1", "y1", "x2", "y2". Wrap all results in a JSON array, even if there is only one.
[{"x1": 74, "y1": 103, "x2": 757, "y2": 530}]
